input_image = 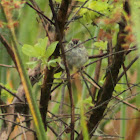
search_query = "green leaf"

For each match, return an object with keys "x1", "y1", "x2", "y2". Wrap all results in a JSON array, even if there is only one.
[
  {"x1": 26, "y1": 61, "x2": 39, "y2": 69},
  {"x1": 55, "y1": 0, "x2": 61, "y2": 2},
  {"x1": 83, "y1": 97, "x2": 94, "y2": 107},
  {"x1": 54, "y1": 72, "x2": 62, "y2": 79},
  {"x1": 34, "y1": 37, "x2": 48, "y2": 57},
  {"x1": 22, "y1": 44, "x2": 39, "y2": 57},
  {"x1": 48, "y1": 59, "x2": 57, "y2": 68},
  {"x1": 22, "y1": 37, "x2": 48, "y2": 58},
  {"x1": 76, "y1": 0, "x2": 87, "y2": 2},
  {"x1": 94, "y1": 41, "x2": 108, "y2": 51},
  {"x1": 22, "y1": 37, "x2": 58, "y2": 69},
  {"x1": 54, "y1": 72, "x2": 62, "y2": 83},
  {"x1": 47, "y1": 58, "x2": 61, "y2": 69},
  {"x1": 45, "y1": 41, "x2": 58, "y2": 59}
]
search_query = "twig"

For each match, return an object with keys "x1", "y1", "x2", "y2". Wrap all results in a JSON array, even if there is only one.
[
  {"x1": 50, "y1": 100, "x2": 78, "y2": 109},
  {"x1": 51, "y1": 82, "x2": 63, "y2": 93},
  {"x1": 74, "y1": 6, "x2": 105, "y2": 16},
  {"x1": 66, "y1": 0, "x2": 89, "y2": 26},
  {"x1": 28, "y1": 0, "x2": 51, "y2": 41},
  {"x1": 76, "y1": 86, "x2": 140, "y2": 124},
  {"x1": 48, "y1": 125, "x2": 59, "y2": 137},
  {"x1": 82, "y1": 74, "x2": 140, "y2": 114},
  {"x1": 17, "y1": 113, "x2": 27, "y2": 140},
  {"x1": 92, "y1": 134, "x2": 124, "y2": 139},
  {"x1": 79, "y1": 20, "x2": 94, "y2": 38},
  {"x1": 0, "y1": 83, "x2": 23, "y2": 102},
  {"x1": 122, "y1": 63, "x2": 132, "y2": 94},
  {"x1": 0, "y1": 64, "x2": 15, "y2": 68},
  {"x1": 58, "y1": 84, "x2": 66, "y2": 136},
  {"x1": 113, "y1": 96, "x2": 139, "y2": 111},
  {"x1": 117, "y1": 56, "x2": 139, "y2": 82},
  {"x1": 57, "y1": 125, "x2": 70, "y2": 139},
  {"x1": 0, "y1": 117, "x2": 35, "y2": 133},
  {"x1": 79, "y1": 70, "x2": 95, "y2": 103},
  {"x1": 85, "y1": 48, "x2": 136, "y2": 68},
  {"x1": 0, "y1": 33, "x2": 17, "y2": 68},
  {"x1": 48, "y1": 111, "x2": 79, "y2": 136},
  {"x1": 26, "y1": 2, "x2": 54, "y2": 25},
  {"x1": 102, "y1": 92, "x2": 140, "y2": 125},
  {"x1": 11, "y1": 130, "x2": 29, "y2": 140},
  {"x1": 62, "y1": 37, "x2": 96, "y2": 55},
  {"x1": 0, "y1": 102, "x2": 28, "y2": 107},
  {"x1": 88, "y1": 53, "x2": 108, "y2": 59},
  {"x1": 83, "y1": 71, "x2": 101, "y2": 89},
  {"x1": 104, "y1": 117, "x2": 140, "y2": 120},
  {"x1": 0, "y1": 113, "x2": 31, "y2": 117}
]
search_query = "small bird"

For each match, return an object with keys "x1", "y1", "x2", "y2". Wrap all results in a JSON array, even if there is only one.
[{"x1": 64, "y1": 39, "x2": 88, "y2": 69}]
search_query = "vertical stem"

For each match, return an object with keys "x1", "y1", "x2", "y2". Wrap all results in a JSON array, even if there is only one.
[
  {"x1": 0, "y1": 4, "x2": 46, "y2": 139},
  {"x1": 49, "y1": 0, "x2": 74, "y2": 139},
  {"x1": 120, "y1": 79, "x2": 126, "y2": 140},
  {"x1": 130, "y1": 0, "x2": 140, "y2": 106}
]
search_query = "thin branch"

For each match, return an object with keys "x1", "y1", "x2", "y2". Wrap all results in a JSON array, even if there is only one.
[
  {"x1": 66, "y1": 0, "x2": 89, "y2": 26},
  {"x1": 85, "y1": 47, "x2": 136, "y2": 68},
  {"x1": 0, "y1": 117, "x2": 35, "y2": 133},
  {"x1": 0, "y1": 102, "x2": 28, "y2": 107},
  {"x1": 0, "y1": 83, "x2": 23, "y2": 102},
  {"x1": 90, "y1": 50, "x2": 103, "y2": 100},
  {"x1": 104, "y1": 117, "x2": 140, "y2": 120},
  {"x1": 83, "y1": 71, "x2": 101, "y2": 89},
  {"x1": 113, "y1": 96, "x2": 139, "y2": 112},
  {"x1": 26, "y1": 2, "x2": 55, "y2": 25},
  {"x1": 122, "y1": 63, "x2": 132, "y2": 94},
  {"x1": 48, "y1": 125, "x2": 59, "y2": 137},
  {"x1": 11, "y1": 130, "x2": 29, "y2": 140},
  {"x1": 48, "y1": 111, "x2": 79, "y2": 136},
  {"x1": 0, "y1": 113, "x2": 31, "y2": 117},
  {"x1": 88, "y1": 53, "x2": 108, "y2": 59},
  {"x1": 79, "y1": 70, "x2": 95, "y2": 103},
  {"x1": 29, "y1": 0, "x2": 52, "y2": 41},
  {"x1": 0, "y1": 64, "x2": 15, "y2": 68},
  {"x1": 117, "y1": 56, "x2": 139, "y2": 82},
  {"x1": 92, "y1": 134, "x2": 124, "y2": 139},
  {"x1": 51, "y1": 82, "x2": 63, "y2": 93},
  {"x1": 88, "y1": 92, "x2": 140, "y2": 136},
  {"x1": 102, "y1": 92, "x2": 140, "y2": 124},
  {"x1": 75, "y1": 87, "x2": 140, "y2": 124},
  {"x1": 0, "y1": 33, "x2": 17, "y2": 68},
  {"x1": 51, "y1": 100, "x2": 79, "y2": 109},
  {"x1": 74, "y1": 6, "x2": 105, "y2": 16},
  {"x1": 17, "y1": 113, "x2": 27, "y2": 140},
  {"x1": 62, "y1": 37, "x2": 96, "y2": 55},
  {"x1": 58, "y1": 85, "x2": 66, "y2": 136}
]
